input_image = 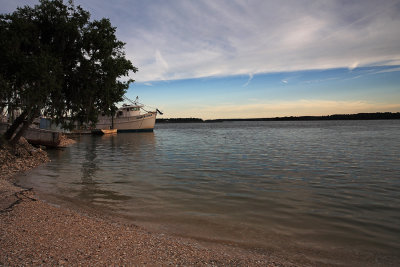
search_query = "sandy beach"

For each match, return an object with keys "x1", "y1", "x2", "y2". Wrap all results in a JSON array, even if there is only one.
[{"x1": 0, "y1": 139, "x2": 291, "y2": 266}]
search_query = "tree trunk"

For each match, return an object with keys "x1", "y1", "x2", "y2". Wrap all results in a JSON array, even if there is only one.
[
  {"x1": 4, "y1": 110, "x2": 28, "y2": 140},
  {"x1": 9, "y1": 109, "x2": 38, "y2": 146},
  {"x1": 10, "y1": 118, "x2": 30, "y2": 146}
]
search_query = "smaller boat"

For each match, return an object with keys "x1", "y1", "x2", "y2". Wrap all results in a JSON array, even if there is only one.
[
  {"x1": 24, "y1": 127, "x2": 61, "y2": 147},
  {"x1": 91, "y1": 129, "x2": 117, "y2": 135}
]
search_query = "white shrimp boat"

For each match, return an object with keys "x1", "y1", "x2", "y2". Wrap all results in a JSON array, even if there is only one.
[{"x1": 96, "y1": 97, "x2": 162, "y2": 132}]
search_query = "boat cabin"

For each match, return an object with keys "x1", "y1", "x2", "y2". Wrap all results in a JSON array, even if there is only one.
[{"x1": 116, "y1": 104, "x2": 143, "y2": 118}]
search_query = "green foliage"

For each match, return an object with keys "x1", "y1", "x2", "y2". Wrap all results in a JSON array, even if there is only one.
[{"x1": 0, "y1": 0, "x2": 137, "y2": 138}]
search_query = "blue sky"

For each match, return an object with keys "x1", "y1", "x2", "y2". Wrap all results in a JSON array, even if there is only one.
[{"x1": 1, "y1": 0, "x2": 400, "y2": 119}]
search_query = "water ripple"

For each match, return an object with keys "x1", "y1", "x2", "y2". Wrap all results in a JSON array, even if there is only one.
[{"x1": 18, "y1": 120, "x2": 400, "y2": 256}]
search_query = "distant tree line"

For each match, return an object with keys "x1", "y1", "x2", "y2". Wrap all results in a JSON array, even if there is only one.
[
  {"x1": 0, "y1": 0, "x2": 136, "y2": 145},
  {"x1": 157, "y1": 118, "x2": 204, "y2": 123},
  {"x1": 206, "y1": 112, "x2": 400, "y2": 122},
  {"x1": 156, "y1": 112, "x2": 400, "y2": 123}
]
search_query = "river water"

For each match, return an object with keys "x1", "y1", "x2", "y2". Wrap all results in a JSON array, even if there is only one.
[{"x1": 18, "y1": 120, "x2": 400, "y2": 265}]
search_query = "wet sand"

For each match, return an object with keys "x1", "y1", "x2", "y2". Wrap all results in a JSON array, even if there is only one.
[
  {"x1": 0, "y1": 139, "x2": 289, "y2": 266},
  {"x1": 0, "y1": 189, "x2": 286, "y2": 266}
]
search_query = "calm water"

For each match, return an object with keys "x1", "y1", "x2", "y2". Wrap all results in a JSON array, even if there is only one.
[{"x1": 18, "y1": 120, "x2": 400, "y2": 263}]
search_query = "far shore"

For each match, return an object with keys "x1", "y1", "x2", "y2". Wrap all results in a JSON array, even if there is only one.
[{"x1": 156, "y1": 112, "x2": 400, "y2": 123}]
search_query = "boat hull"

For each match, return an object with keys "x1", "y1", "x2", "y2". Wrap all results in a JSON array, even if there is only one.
[{"x1": 96, "y1": 112, "x2": 157, "y2": 132}]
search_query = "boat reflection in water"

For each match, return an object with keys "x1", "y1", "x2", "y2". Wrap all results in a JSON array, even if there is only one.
[
  {"x1": 17, "y1": 132, "x2": 156, "y2": 210},
  {"x1": 77, "y1": 132, "x2": 157, "y2": 208}
]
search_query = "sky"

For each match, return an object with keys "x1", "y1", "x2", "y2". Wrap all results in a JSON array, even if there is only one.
[{"x1": 1, "y1": 0, "x2": 400, "y2": 119}]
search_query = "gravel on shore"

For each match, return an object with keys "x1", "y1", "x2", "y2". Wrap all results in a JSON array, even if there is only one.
[{"x1": 0, "y1": 138, "x2": 289, "y2": 266}]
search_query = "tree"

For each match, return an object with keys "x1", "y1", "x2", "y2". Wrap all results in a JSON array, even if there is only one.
[{"x1": 0, "y1": 0, "x2": 137, "y2": 145}]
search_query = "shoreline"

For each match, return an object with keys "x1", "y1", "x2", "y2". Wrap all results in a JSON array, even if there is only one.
[
  {"x1": 2, "y1": 139, "x2": 399, "y2": 266},
  {"x1": 0, "y1": 140, "x2": 290, "y2": 266}
]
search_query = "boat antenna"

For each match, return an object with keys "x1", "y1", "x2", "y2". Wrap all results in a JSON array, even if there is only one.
[
  {"x1": 122, "y1": 95, "x2": 139, "y2": 105},
  {"x1": 122, "y1": 95, "x2": 163, "y2": 115}
]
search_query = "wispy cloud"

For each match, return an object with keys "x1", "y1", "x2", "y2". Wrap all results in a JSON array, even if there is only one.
[
  {"x1": 243, "y1": 73, "x2": 253, "y2": 87},
  {"x1": 155, "y1": 50, "x2": 168, "y2": 70},
  {"x1": 348, "y1": 62, "x2": 359, "y2": 71},
  {"x1": 3, "y1": 0, "x2": 400, "y2": 82},
  {"x1": 340, "y1": 65, "x2": 400, "y2": 81},
  {"x1": 120, "y1": 0, "x2": 400, "y2": 82},
  {"x1": 373, "y1": 66, "x2": 400, "y2": 74}
]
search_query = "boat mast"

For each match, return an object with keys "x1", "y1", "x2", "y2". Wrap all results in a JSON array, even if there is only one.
[{"x1": 122, "y1": 95, "x2": 139, "y2": 105}]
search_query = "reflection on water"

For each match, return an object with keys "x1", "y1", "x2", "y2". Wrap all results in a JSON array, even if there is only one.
[
  {"x1": 21, "y1": 133, "x2": 156, "y2": 208},
  {"x1": 79, "y1": 133, "x2": 156, "y2": 206},
  {"x1": 17, "y1": 121, "x2": 400, "y2": 264},
  {"x1": 81, "y1": 136, "x2": 98, "y2": 182},
  {"x1": 77, "y1": 135, "x2": 131, "y2": 205}
]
